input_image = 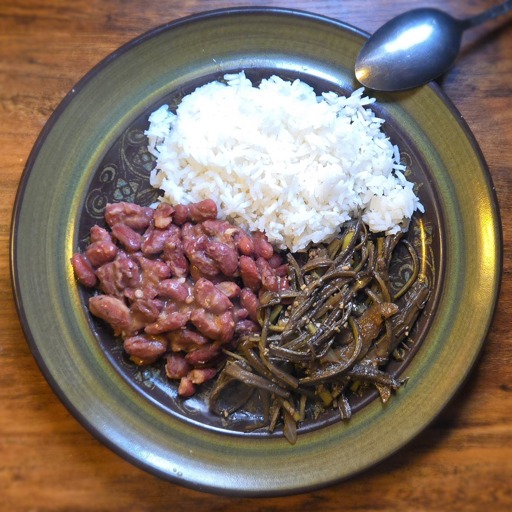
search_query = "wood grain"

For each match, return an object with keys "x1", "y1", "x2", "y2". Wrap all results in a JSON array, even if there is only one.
[{"x1": 1, "y1": 1, "x2": 511, "y2": 510}]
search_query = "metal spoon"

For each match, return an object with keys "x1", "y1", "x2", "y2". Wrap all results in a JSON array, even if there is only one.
[{"x1": 355, "y1": 0, "x2": 512, "y2": 91}]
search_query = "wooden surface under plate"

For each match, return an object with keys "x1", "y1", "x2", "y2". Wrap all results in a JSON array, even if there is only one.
[{"x1": 2, "y1": 0, "x2": 512, "y2": 510}]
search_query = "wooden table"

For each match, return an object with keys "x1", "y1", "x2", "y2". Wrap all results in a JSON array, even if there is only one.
[{"x1": 2, "y1": 0, "x2": 511, "y2": 510}]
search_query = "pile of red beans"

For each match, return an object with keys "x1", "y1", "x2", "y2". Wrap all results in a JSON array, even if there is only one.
[{"x1": 71, "y1": 199, "x2": 289, "y2": 397}]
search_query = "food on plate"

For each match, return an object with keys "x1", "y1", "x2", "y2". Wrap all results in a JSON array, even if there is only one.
[
  {"x1": 209, "y1": 217, "x2": 430, "y2": 443},
  {"x1": 146, "y1": 72, "x2": 423, "y2": 252},
  {"x1": 72, "y1": 199, "x2": 290, "y2": 398},
  {"x1": 72, "y1": 72, "x2": 431, "y2": 442},
  {"x1": 72, "y1": 199, "x2": 430, "y2": 443}
]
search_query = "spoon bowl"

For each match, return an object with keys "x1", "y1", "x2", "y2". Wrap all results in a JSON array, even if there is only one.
[{"x1": 356, "y1": 1, "x2": 512, "y2": 91}]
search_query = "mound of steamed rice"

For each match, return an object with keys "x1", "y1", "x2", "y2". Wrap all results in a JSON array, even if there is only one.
[{"x1": 145, "y1": 72, "x2": 423, "y2": 252}]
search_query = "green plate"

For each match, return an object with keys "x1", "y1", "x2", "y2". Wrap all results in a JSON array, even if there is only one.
[{"x1": 10, "y1": 7, "x2": 501, "y2": 496}]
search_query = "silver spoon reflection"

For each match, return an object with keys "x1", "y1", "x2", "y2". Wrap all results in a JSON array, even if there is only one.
[{"x1": 355, "y1": 0, "x2": 512, "y2": 91}]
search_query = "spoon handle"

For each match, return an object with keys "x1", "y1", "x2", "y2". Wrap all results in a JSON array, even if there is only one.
[{"x1": 463, "y1": 0, "x2": 512, "y2": 29}]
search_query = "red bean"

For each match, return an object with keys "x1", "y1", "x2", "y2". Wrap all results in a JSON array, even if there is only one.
[
  {"x1": 90, "y1": 225, "x2": 113, "y2": 243},
  {"x1": 123, "y1": 334, "x2": 167, "y2": 365},
  {"x1": 256, "y1": 257, "x2": 279, "y2": 292},
  {"x1": 193, "y1": 278, "x2": 233, "y2": 314},
  {"x1": 105, "y1": 202, "x2": 153, "y2": 230},
  {"x1": 274, "y1": 263, "x2": 289, "y2": 277},
  {"x1": 182, "y1": 224, "x2": 219, "y2": 276},
  {"x1": 165, "y1": 353, "x2": 191, "y2": 380},
  {"x1": 88, "y1": 295, "x2": 132, "y2": 334},
  {"x1": 178, "y1": 376, "x2": 196, "y2": 397},
  {"x1": 85, "y1": 239, "x2": 118, "y2": 268},
  {"x1": 239, "y1": 255, "x2": 261, "y2": 291},
  {"x1": 130, "y1": 298, "x2": 163, "y2": 323},
  {"x1": 172, "y1": 204, "x2": 190, "y2": 225},
  {"x1": 190, "y1": 309, "x2": 235, "y2": 342},
  {"x1": 217, "y1": 311, "x2": 236, "y2": 343},
  {"x1": 189, "y1": 251, "x2": 219, "y2": 277},
  {"x1": 185, "y1": 341, "x2": 222, "y2": 366},
  {"x1": 215, "y1": 281, "x2": 240, "y2": 299},
  {"x1": 267, "y1": 253, "x2": 284, "y2": 269},
  {"x1": 205, "y1": 241, "x2": 239, "y2": 276},
  {"x1": 240, "y1": 288, "x2": 260, "y2": 322},
  {"x1": 233, "y1": 306, "x2": 249, "y2": 320},
  {"x1": 153, "y1": 203, "x2": 174, "y2": 229},
  {"x1": 233, "y1": 229, "x2": 255, "y2": 256},
  {"x1": 145, "y1": 308, "x2": 190, "y2": 334},
  {"x1": 188, "y1": 368, "x2": 217, "y2": 385},
  {"x1": 135, "y1": 254, "x2": 171, "y2": 281},
  {"x1": 141, "y1": 225, "x2": 171, "y2": 255},
  {"x1": 111, "y1": 223, "x2": 142, "y2": 252},
  {"x1": 96, "y1": 252, "x2": 140, "y2": 297},
  {"x1": 157, "y1": 278, "x2": 191, "y2": 302},
  {"x1": 168, "y1": 329, "x2": 209, "y2": 352},
  {"x1": 188, "y1": 199, "x2": 218, "y2": 222},
  {"x1": 71, "y1": 253, "x2": 97, "y2": 287},
  {"x1": 163, "y1": 225, "x2": 189, "y2": 277},
  {"x1": 115, "y1": 252, "x2": 141, "y2": 287},
  {"x1": 201, "y1": 219, "x2": 233, "y2": 239},
  {"x1": 252, "y1": 231, "x2": 274, "y2": 260}
]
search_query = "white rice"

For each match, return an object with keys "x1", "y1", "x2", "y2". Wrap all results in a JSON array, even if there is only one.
[{"x1": 145, "y1": 72, "x2": 423, "y2": 252}]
